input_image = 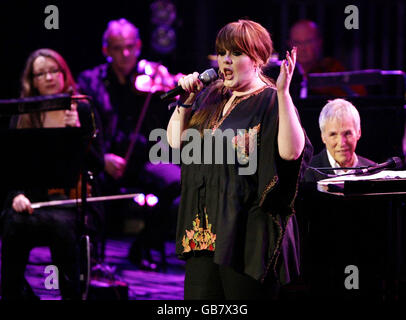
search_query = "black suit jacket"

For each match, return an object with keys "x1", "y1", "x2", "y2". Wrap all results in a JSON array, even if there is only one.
[{"x1": 303, "y1": 148, "x2": 376, "y2": 183}]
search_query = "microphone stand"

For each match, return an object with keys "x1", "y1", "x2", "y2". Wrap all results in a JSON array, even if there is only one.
[
  {"x1": 309, "y1": 165, "x2": 370, "y2": 178},
  {"x1": 312, "y1": 166, "x2": 369, "y2": 171},
  {"x1": 312, "y1": 166, "x2": 400, "y2": 179},
  {"x1": 80, "y1": 170, "x2": 91, "y2": 300}
]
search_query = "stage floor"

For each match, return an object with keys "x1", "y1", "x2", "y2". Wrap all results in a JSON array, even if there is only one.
[{"x1": 0, "y1": 237, "x2": 185, "y2": 300}]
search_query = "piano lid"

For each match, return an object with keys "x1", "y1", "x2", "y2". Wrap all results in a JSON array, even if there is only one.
[{"x1": 317, "y1": 170, "x2": 406, "y2": 196}]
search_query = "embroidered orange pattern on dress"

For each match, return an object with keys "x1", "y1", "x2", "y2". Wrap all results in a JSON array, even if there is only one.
[
  {"x1": 182, "y1": 214, "x2": 216, "y2": 253},
  {"x1": 231, "y1": 123, "x2": 261, "y2": 164}
]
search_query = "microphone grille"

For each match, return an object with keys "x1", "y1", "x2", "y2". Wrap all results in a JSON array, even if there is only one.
[
  {"x1": 199, "y1": 68, "x2": 218, "y2": 84},
  {"x1": 392, "y1": 156, "x2": 403, "y2": 169}
]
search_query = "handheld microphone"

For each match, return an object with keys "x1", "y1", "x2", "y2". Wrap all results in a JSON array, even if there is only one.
[
  {"x1": 160, "y1": 68, "x2": 218, "y2": 100},
  {"x1": 357, "y1": 157, "x2": 403, "y2": 174}
]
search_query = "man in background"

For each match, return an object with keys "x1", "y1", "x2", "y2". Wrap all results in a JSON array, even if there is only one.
[
  {"x1": 77, "y1": 18, "x2": 180, "y2": 270},
  {"x1": 289, "y1": 20, "x2": 366, "y2": 97}
]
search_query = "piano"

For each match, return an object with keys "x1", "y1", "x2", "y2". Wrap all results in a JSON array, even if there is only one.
[{"x1": 317, "y1": 170, "x2": 406, "y2": 196}]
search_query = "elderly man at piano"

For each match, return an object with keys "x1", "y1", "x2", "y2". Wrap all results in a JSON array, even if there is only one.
[
  {"x1": 304, "y1": 98, "x2": 376, "y2": 182},
  {"x1": 298, "y1": 98, "x2": 387, "y2": 299}
]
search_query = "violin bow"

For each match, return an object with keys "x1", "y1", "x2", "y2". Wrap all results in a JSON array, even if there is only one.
[{"x1": 31, "y1": 193, "x2": 143, "y2": 209}]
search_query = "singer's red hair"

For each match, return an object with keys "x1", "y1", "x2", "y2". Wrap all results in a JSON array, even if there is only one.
[
  {"x1": 215, "y1": 19, "x2": 274, "y2": 85},
  {"x1": 187, "y1": 19, "x2": 275, "y2": 133}
]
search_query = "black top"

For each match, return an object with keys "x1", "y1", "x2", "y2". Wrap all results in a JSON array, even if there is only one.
[
  {"x1": 303, "y1": 148, "x2": 377, "y2": 183},
  {"x1": 176, "y1": 82, "x2": 313, "y2": 283}
]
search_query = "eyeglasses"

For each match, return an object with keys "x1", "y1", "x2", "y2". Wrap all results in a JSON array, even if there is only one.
[{"x1": 32, "y1": 69, "x2": 61, "y2": 79}]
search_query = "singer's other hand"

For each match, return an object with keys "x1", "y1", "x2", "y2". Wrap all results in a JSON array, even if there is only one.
[
  {"x1": 65, "y1": 102, "x2": 81, "y2": 127},
  {"x1": 276, "y1": 47, "x2": 297, "y2": 94},
  {"x1": 12, "y1": 194, "x2": 33, "y2": 214},
  {"x1": 105, "y1": 153, "x2": 127, "y2": 179},
  {"x1": 177, "y1": 72, "x2": 204, "y2": 104}
]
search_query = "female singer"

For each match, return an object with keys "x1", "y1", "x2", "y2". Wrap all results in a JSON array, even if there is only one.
[{"x1": 167, "y1": 19, "x2": 312, "y2": 299}]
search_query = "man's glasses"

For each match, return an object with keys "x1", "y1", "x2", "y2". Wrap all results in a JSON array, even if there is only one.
[{"x1": 33, "y1": 69, "x2": 61, "y2": 79}]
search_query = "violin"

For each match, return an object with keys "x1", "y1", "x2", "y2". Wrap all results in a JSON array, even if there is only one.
[
  {"x1": 124, "y1": 60, "x2": 183, "y2": 164},
  {"x1": 132, "y1": 59, "x2": 184, "y2": 94}
]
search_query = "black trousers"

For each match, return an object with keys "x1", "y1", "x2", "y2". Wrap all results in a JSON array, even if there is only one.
[
  {"x1": 1, "y1": 207, "x2": 81, "y2": 300},
  {"x1": 184, "y1": 255, "x2": 280, "y2": 300}
]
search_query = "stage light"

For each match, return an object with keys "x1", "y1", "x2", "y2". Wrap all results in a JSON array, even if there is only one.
[
  {"x1": 150, "y1": 0, "x2": 177, "y2": 55},
  {"x1": 135, "y1": 74, "x2": 153, "y2": 92},
  {"x1": 150, "y1": 0, "x2": 176, "y2": 26},
  {"x1": 133, "y1": 193, "x2": 145, "y2": 206},
  {"x1": 151, "y1": 25, "x2": 176, "y2": 54},
  {"x1": 136, "y1": 60, "x2": 178, "y2": 92},
  {"x1": 146, "y1": 194, "x2": 159, "y2": 207}
]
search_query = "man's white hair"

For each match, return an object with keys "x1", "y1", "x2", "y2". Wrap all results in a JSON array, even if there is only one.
[
  {"x1": 319, "y1": 98, "x2": 361, "y2": 133},
  {"x1": 102, "y1": 18, "x2": 140, "y2": 49}
]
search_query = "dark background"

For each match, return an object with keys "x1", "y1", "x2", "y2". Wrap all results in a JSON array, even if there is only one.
[
  {"x1": 1, "y1": 0, "x2": 405, "y2": 95},
  {"x1": 1, "y1": 1, "x2": 404, "y2": 298},
  {"x1": 0, "y1": 0, "x2": 405, "y2": 160}
]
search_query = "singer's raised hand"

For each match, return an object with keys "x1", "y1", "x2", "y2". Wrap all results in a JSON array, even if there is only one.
[
  {"x1": 276, "y1": 47, "x2": 297, "y2": 94},
  {"x1": 275, "y1": 46, "x2": 304, "y2": 161}
]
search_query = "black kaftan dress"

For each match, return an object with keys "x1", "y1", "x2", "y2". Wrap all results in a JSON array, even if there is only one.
[{"x1": 176, "y1": 82, "x2": 312, "y2": 284}]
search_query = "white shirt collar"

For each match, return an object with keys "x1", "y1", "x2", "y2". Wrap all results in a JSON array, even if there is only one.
[{"x1": 326, "y1": 149, "x2": 359, "y2": 175}]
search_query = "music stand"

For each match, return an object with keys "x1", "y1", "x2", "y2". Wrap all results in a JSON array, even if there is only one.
[
  {"x1": 0, "y1": 126, "x2": 93, "y2": 300},
  {"x1": 307, "y1": 69, "x2": 406, "y2": 98}
]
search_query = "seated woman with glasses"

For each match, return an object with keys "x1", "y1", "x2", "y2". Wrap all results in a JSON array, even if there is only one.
[{"x1": 0, "y1": 48, "x2": 104, "y2": 300}]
